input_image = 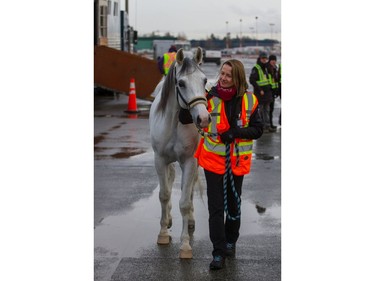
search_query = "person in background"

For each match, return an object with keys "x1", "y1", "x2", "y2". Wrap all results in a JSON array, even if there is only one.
[
  {"x1": 249, "y1": 52, "x2": 276, "y2": 132},
  {"x1": 278, "y1": 63, "x2": 281, "y2": 125},
  {"x1": 267, "y1": 54, "x2": 280, "y2": 130},
  {"x1": 195, "y1": 59, "x2": 263, "y2": 270},
  {"x1": 157, "y1": 45, "x2": 177, "y2": 75}
]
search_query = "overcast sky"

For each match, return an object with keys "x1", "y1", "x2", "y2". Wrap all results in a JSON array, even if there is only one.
[{"x1": 127, "y1": 0, "x2": 281, "y2": 41}]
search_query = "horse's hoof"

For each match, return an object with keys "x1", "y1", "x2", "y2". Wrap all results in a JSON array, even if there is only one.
[
  {"x1": 157, "y1": 234, "x2": 171, "y2": 245},
  {"x1": 179, "y1": 249, "x2": 193, "y2": 259},
  {"x1": 167, "y1": 218, "x2": 173, "y2": 229}
]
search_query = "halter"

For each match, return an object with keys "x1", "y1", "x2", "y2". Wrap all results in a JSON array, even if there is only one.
[{"x1": 174, "y1": 67, "x2": 208, "y2": 110}]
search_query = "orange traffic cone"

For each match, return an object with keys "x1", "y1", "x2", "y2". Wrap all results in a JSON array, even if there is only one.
[{"x1": 125, "y1": 78, "x2": 140, "y2": 113}]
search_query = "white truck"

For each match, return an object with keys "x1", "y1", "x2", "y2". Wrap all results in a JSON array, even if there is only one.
[
  {"x1": 153, "y1": 40, "x2": 193, "y2": 60},
  {"x1": 173, "y1": 40, "x2": 193, "y2": 58},
  {"x1": 203, "y1": 49, "x2": 222, "y2": 65},
  {"x1": 153, "y1": 40, "x2": 175, "y2": 60}
]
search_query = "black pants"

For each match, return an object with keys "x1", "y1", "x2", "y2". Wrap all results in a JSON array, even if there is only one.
[{"x1": 204, "y1": 169, "x2": 244, "y2": 257}]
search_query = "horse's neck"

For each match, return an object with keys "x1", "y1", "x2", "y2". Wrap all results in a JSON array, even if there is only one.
[{"x1": 164, "y1": 88, "x2": 179, "y2": 117}]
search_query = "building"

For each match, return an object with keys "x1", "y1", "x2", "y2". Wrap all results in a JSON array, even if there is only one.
[{"x1": 94, "y1": 0, "x2": 129, "y2": 51}]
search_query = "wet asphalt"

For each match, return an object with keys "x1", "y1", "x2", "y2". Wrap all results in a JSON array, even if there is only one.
[{"x1": 94, "y1": 59, "x2": 281, "y2": 280}]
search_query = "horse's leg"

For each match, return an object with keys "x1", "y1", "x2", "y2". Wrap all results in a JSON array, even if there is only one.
[
  {"x1": 188, "y1": 185, "x2": 195, "y2": 232},
  {"x1": 188, "y1": 172, "x2": 199, "y2": 231},
  {"x1": 155, "y1": 157, "x2": 175, "y2": 245},
  {"x1": 178, "y1": 158, "x2": 197, "y2": 259},
  {"x1": 166, "y1": 164, "x2": 175, "y2": 229}
]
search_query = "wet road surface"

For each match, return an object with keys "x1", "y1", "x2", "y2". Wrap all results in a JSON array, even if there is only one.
[{"x1": 94, "y1": 60, "x2": 281, "y2": 280}]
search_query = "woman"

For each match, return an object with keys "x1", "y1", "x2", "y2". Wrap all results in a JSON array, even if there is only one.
[{"x1": 195, "y1": 59, "x2": 263, "y2": 270}]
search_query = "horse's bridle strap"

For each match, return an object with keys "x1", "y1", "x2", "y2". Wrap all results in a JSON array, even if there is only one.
[
  {"x1": 187, "y1": 97, "x2": 207, "y2": 109},
  {"x1": 176, "y1": 85, "x2": 207, "y2": 110}
]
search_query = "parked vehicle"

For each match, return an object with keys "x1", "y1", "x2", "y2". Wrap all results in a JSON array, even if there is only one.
[
  {"x1": 153, "y1": 40, "x2": 193, "y2": 60},
  {"x1": 203, "y1": 49, "x2": 222, "y2": 65},
  {"x1": 152, "y1": 40, "x2": 175, "y2": 60}
]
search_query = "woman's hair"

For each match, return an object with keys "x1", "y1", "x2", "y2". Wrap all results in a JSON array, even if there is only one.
[{"x1": 219, "y1": 59, "x2": 249, "y2": 97}]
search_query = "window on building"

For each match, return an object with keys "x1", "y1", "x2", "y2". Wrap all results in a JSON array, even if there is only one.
[
  {"x1": 99, "y1": 5, "x2": 107, "y2": 37},
  {"x1": 113, "y1": 1, "x2": 118, "y2": 16},
  {"x1": 108, "y1": 1, "x2": 111, "y2": 15}
]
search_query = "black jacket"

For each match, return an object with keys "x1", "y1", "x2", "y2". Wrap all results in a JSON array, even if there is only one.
[
  {"x1": 249, "y1": 59, "x2": 273, "y2": 104},
  {"x1": 267, "y1": 62, "x2": 280, "y2": 98}
]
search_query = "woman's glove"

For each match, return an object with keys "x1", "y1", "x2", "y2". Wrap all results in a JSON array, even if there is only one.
[{"x1": 220, "y1": 128, "x2": 238, "y2": 144}]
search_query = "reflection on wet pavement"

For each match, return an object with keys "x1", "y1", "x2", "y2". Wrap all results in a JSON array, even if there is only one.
[
  {"x1": 94, "y1": 146, "x2": 147, "y2": 158},
  {"x1": 94, "y1": 113, "x2": 150, "y2": 119},
  {"x1": 253, "y1": 153, "x2": 280, "y2": 160},
  {"x1": 94, "y1": 185, "x2": 280, "y2": 258}
]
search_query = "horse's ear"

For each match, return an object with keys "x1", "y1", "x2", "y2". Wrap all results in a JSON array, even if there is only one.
[
  {"x1": 176, "y1": 48, "x2": 184, "y2": 65},
  {"x1": 194, "y1": 47, "x2": 203, "y2": 65}
]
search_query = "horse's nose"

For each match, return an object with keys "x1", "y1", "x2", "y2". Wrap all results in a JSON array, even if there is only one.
[
  {"x1": 197, "y1": 114, "x2": 211, "y2": 128},
  {"x1": 197, "y1": 116, "x2": 201, "y2": 125}
]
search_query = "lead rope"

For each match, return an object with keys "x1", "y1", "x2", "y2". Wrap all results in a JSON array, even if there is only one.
[
  {"x1": 198, "y1": 129, "x2": 241, "y2": 221},
  {"x1": 223, "y1": 142, "x2": 241, "y2": 221}
]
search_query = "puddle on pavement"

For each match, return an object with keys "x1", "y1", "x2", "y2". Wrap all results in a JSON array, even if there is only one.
[
  {"x1": 253, "y1": 153, "x2": 280, "y2": 160},
  {"x1": 94, "y1": 135, "x2": 105, "y2": 145},
  {"x1": 94, "y1": 113, "x2": 150, "y2": 119},
  {"x1": 94, "y1": 147, "x2": 147, "y2": 159},
  {"x1": 95, "y1": 185, "x2": 280, "y2": 258},
  {"x1": 111, "y1": 148, "x2": 147, "y2": 158}
]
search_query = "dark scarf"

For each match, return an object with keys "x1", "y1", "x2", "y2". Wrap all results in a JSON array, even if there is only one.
[{"x1": 216, "y1": 82, "x2": 237, "y2": 101}]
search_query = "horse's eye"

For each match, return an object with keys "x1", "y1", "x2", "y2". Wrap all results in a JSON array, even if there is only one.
[
  {"x1": 203, "y1": 78, "x2": 207, "y2": 85},
  {"x1": 178, "y1": 81, "x2": 185, "y2": 88}
]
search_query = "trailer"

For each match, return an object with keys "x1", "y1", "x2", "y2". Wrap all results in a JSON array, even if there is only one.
[{"x1": 94, "y1": 45, "x2": 162, "y2": 100}]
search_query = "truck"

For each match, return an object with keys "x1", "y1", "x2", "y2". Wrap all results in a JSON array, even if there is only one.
[
  {"x1": 153, "y1": 40, "x2": 193, "y2": 60},
  {"x1": 173, "y1": 40, "x2": 193, "y2": 58},
  {"x1": 203, "y1": 49, "x2": 222, "y2": 65},
  {"x1": 152, "y1": 40, "x2": 175, "y2": 60}
]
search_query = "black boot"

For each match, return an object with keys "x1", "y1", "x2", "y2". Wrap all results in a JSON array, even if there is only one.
[
  {"x1": 225, "y1": 243, "x2": 236, "y2": 258},
  {"x1": 209, "y1": 255, "x2": 225, "y2": 270}
]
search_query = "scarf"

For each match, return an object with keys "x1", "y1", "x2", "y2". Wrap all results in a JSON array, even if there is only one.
[{"x1": 216, "y1": 82, "x2": 237, "y2": 101}]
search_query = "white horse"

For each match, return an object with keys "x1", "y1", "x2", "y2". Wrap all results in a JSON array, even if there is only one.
[{"x1": 149, "y1": 47, "x2": 211, "y2": 259}]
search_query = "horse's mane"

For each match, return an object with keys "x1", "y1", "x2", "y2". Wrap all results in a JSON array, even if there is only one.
[{"x1": 157, "y1": 57, "x2": 199, "y2": 113}]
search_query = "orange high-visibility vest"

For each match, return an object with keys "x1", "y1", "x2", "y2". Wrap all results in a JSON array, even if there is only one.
[
  {"x1": 163, "y1": 52, "x2": 176, "y2": 75},
  {"x1": 195, "y1": 92, "x2": 258, "y2": 175}
]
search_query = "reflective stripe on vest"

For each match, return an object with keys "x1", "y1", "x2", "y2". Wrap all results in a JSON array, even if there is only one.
[
  {"x1": 269, "y1": 73, "x2": 279, "y2": 89},
  {"x1": 163, "y1": 52, "x2": 176, "y2": 75},
  {"x1": 255, "y1": 64, "x2": 269, "y2": 87}
]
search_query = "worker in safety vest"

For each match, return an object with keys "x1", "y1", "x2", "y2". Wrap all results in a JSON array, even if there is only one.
[
  {"x1": 249, "y1": 52, "x2": 275, "y2": 132},
  {"x1": 195, "y1": 59, "x2": 263, "y2": 270},
  {"x1": 277, "y1": 63, "x2": 281, "y2": 125},
  {"x1": 266, "y1": 54, "x2": 280, "y2": 130},
  {"x1": 157, "y1": 45, "x2": 177, "y2": 75}
]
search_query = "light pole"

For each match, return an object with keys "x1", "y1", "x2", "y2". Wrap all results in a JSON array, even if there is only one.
[
  {"x1": 240, "y1": 19, "x2": 242, "y2": 49},
  {"x1": 255, "y1": 16, "x2": 258, "y2": 47},
  {"x1": 249, "y1": 27, "x2": 254, "y2": 39},
  {"x1": 269, "y1": 23, "x2": 274, "y2": 50},
  {"x1": 226, "y1": 21, "x2": 229, "y2": 49}
]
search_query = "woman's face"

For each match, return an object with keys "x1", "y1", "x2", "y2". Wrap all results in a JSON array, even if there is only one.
[{"x1": 219, "y1": 64, "x2": 234, "y2": 88}]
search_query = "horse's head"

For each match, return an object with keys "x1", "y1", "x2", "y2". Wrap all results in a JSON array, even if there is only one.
[{"x1": 174, "y1": 47, "x2": 211, "y2": 128}]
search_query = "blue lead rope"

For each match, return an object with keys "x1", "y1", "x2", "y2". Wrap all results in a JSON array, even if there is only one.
[
  {"x1": 197, "y1": 129, "x2": 242, "y2": 221},
  {"x1": 223, "y1": 142, "x2": 241, "y2": 221}
]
